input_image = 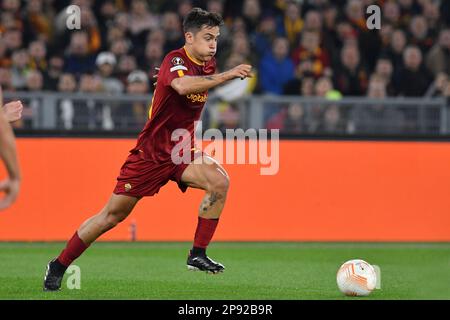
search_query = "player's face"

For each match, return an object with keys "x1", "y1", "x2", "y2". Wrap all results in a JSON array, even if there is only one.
[{"x1": 188, "y1": 26, "x2": 220, "y2": 62}]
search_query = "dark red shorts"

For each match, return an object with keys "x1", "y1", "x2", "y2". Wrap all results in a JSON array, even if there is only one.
[{"x1": 113, "y1": 150, "x2": 202, "y2": 198}]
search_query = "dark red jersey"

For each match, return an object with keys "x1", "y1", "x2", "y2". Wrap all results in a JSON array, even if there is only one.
[{"x1": 130, "y1": 47, "x2": 216, "y2": 162}]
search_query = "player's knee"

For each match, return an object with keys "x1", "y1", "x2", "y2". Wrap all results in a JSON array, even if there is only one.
[{"x1": 209, "y1": 174, "x2": 229, "y2": 195}]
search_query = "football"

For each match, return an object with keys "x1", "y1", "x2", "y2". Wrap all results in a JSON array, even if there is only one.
[{"x1": 336, "y1": 259, "x2": 377, "y2": 296}]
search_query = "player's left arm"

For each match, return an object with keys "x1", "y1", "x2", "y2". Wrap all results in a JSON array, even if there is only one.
[
  {"x1": 171, "y1": 64, "x2": 252, "y2": 95},
  {"x1": 0, "y1": 105, "x2": 21, "y2": 210}
]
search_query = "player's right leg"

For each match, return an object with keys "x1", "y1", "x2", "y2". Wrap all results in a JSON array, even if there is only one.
[{"x1": 43, "y1": 194, "x2": 139, "y2": 291}]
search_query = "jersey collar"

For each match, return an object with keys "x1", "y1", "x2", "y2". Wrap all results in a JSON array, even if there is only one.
[{"x1": 183, "y1": 46, "x2": 205, "y2": 66}]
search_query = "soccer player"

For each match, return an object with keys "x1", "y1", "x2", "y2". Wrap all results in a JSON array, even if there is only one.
[
  {"x1": 0, "y1": 86, "x2": 21, "y2": 210},
  {"x1": 44, "y1": 8, "x2": 252, "y2": 291}
]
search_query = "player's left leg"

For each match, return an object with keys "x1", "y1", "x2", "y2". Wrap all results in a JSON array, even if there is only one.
[{"x1": 179, "y1": 154, "x2": 229, "y2": 274}]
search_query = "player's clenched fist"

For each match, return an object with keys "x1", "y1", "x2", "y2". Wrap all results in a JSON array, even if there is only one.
[
  {"x1": 225, "y1": 64, "x2": 252, "y2": 81},
  {"x1": 3, "y1": 101, "x2": 24, "y2": 123},
  {"x1": 0, "y1": 178, "x2": 20, "y2": 210}
]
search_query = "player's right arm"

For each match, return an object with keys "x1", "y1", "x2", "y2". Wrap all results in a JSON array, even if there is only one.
[
  {"x1": 171, "y1": 64, "x2": 252, "y2": 95},
  {"x1": 0, "y1": 98, "x2": 21, "y2": 210}
]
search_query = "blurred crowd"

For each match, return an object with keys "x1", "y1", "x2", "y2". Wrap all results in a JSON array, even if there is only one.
[{"x1": 0, "y1": 0, "x2": 449, "y2": 133}]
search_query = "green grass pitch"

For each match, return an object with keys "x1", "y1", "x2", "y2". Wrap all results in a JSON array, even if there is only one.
[{"x1": 0, "y1": 242, "x2": 449, "y2": 300}]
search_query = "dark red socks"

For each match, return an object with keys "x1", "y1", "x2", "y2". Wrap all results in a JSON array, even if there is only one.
[
  {"x1": 57, "y1": 232, "x2": 89, "y2": 267},
  {"x1": 192, "y1": 217, "x2": 219, "y2": 255}
]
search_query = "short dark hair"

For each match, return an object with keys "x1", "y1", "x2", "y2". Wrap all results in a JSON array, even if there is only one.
[{"x1": 183, "y1": 7, "x2": 224, "y2": 33}]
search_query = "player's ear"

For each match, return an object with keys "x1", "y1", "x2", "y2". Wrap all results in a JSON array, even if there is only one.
[{"x1": 185, "y1": 31, "x2": 194, "y2": 44}]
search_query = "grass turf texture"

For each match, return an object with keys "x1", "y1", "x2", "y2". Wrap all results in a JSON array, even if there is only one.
[{"x1": 0, "y1": 242, "x2": 449, "y2": 300}]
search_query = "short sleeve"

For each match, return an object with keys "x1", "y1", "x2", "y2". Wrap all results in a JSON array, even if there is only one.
[{"x1": 160, "y1": 53, "x2": 189, "y2": 87}]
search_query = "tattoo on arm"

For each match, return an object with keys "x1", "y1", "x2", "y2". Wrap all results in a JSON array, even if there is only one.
[{"x1": 201, "y1": 76, "x2": 215, "y2": 81}]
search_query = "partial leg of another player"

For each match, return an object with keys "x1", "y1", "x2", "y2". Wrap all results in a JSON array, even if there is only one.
[
  {"x1": 43, "y1": 194, "x2": 139, "y2": 291},
  {"x1": 180, "y1": 154, "x2": 230, "y2": 274}
]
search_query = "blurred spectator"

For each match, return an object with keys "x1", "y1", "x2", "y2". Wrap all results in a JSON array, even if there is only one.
[
  {"x1": 383, "y1": 1, "x2": 401, "y2": 28},
  {"x1": 283, "y1": 102, "x2": 306, "y2": 133},
  {"x1": 349, "y1": 75, "x2": 406, "y2": 134},
  {"x1": 252, "y1": 15, "x2": 277, "y2": 57},
  {"x1": 378, "y1": 23, "x2": 394, "y2": 54},
  {"x1": 147, "y1": 29, "x2": 166, "y2": 47},
  {"x1": 425, "y1": 28, "x2": 450, "y2": 77},
  {"x1": 277, "y1": 1, "x2": 303, "y2": 46},
  {"x1": 28, "y1": 40, "x2": 47, "y2": 72},
  {"x1": 25, "y1": 69, "x2": 43, "y2": 91},
  {"x1": 267, "y1": 102, "x2": 306, "y2": 133},
  {"x1": 303, "y1": 10, "x2": 322, "y2": 33},
  {"x1": 259, "y1": 37, "x2": 294, "y2": 95},
  {"x1": 408, "y1": 15, "x2": 434, "y2": 53},
  {"x1": 0, "y1": 39, "x2": 11, "y2": 68},
  {"x1": 321, "y1": 4, "x2": 340, "y2": 62},
  {"x1": 77, "y1": 73, "x2": 110, "y2": 130},
  {"x1": 96, "y1": 0, "x2": 119, "y2": 51},
  {"x1": 242, "y1": 0, "x2": 261, "y2": 34},
  {"x1": 207, "y1": 0, "x2": 224, "y2": 15},
  {"x1": 10, "y1": 49, "x2": 30, "y2": 89},
  {"x1": 178, "y1": 0, "x2": 193, "y2": 21},
  {"x1": 1, "y1": 0, "x2": 21, "y2": 13},
  {"x1": 383, "y1": 29, "x2": 408, "y2": 75},
  {"x1": 80, "y1": 7, "x2": 102, "y2": 54},
  {"x1": 421, "y1": 1, "x2": 440, "y2": 39},
  {"x1": 126, "y1": 70, "x2": 149, "y2": 94},
  {"x1": 395, "y1": 45, "x2": 432, "y2": 96},
  {"x1": 58, "y1": 73, "x2": 77, "y2": 93},
  {"x1": 283, "y1": 73, "x2": 315, "y2": 96},
  {"x1": 425, "y1": 72, "x2": 449, "y2": 97},
  {"x1": 64, "y1": 31, "x2": 96, "y2": 76},
  {"x1": 345, "y1": 0, "x2": 380, "y2": 70},
  {"x1": 398, "y1": 0, "x2": 422, "y2": 28},
  {"x1": 109, "y1": 38, "x2": 130, "y2": 59},
  {"x1": 117, "y1": 55, "x2": 138, "y2": 84},
  {"x1": 161, "y1": 11, "x2": 184, "y2": 53},
  {"x1": 308, "y1": 76, "x2": 335, "y2": 133},
  {"x1": 333, "y1": 43, "x2": 368, "y2": 96},
  {"x1": 223, "y1": 32, "x2": 254, "y2": 67},
  {"x1": 3, "y1": 28, "x2": 22, "y2": 52},
  {"x1": 43, "y1": 55, "x2": 64, "y2": 91},
  {"x1": 317, "y1": 104, "x2": 346, "y2": 134},
  {"x1": 122, "y1": 70, "x2": 149, "y2": 128},
  {"x1": 301, "y1": 76, "x2": 315, "y2": 96},
  {"x1": 128, "y1": 0, "x2": 159, "y2": 38},
  {"x1": 140, "y1": 41, "x2": 164, "y2": 82},
  {"x1": 314, "y1": 76, "x2": 333, "y2": 97},
  {"x1": 374, "y1": 57, "x2": 395, "y2": 96},
  {"x1": 0, "y1": 67, "x2": 13, "y2": 91},
  {"x1": 217, "y1": 104, "x2": 240, "y2": 133},
  {"x1": 95, "y1": 51, "x2": 123, "y2": 94},
  {"x1": 335, "y1": 18, "x2": 358, "y2": 48},
  {"x1": 22, "y1": 70, "x2": 44, "y2": 128},
  {"x1": 78, "y1": 73, "x2": 103, "y2": 93},
  {"x1": 23, "y1": 0, "x2": 52, "y2": 43},
  {"x1": 57, "y1": 73, "x2": 77, "y2": 129},
  {"x1": 291, "y1": 31, "x2": 330, "y2": 79}
]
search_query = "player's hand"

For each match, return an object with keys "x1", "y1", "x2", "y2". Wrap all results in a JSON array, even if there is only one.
[
  {"x1": 226, "y1": 64, "x2": 252, "y2": 81},
  {"x1": 0, "y1": 178, "x2": 20, "y2": 210},
  {"x1": 3, "y1": 101, "x2": 24, "y2": 123}
]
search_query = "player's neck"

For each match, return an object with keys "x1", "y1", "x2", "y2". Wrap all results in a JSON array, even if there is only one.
[{"x1": 183, "y1": 46, "x2": 205, "y2": 66}]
